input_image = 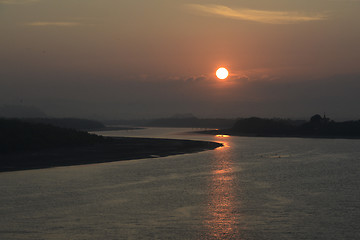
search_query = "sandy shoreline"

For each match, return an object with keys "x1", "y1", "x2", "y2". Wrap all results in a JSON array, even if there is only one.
[{"x1": 0, "y1": 137, "x2": 222, "y2": 172}]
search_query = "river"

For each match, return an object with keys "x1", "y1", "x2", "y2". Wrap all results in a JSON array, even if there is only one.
[{"x1": 0, "y1": 128, "x2": 359, "y2": 239}]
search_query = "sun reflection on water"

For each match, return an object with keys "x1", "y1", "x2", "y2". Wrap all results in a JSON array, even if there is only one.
[
  {"x1": 203, "y1": 136, "x2": 241, "y2": 239},
  {"x1": 215, "y1": 135, "x2": 231, "y2": 150},
  {"x1": 216, "y1": 134, "x2": 230, "y2": 138}
]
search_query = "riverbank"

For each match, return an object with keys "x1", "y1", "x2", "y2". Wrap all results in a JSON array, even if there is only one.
[
  {"x1": 195, "y1": 129, "x2": 360, "y2": 140},
  {"x1": 194, "y1": 115, "x2": 360, "y2": 140},
  {"x1": 0, "y1": 137, "x2": 222, "y2": 172}
]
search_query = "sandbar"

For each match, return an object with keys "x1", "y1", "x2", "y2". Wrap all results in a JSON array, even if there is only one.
[{"x1": 0, "y1": 137, "x2": 222, "y2": 172}]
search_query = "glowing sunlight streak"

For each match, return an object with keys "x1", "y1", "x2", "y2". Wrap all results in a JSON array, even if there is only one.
[{"x1": 187, "y1": 4, "x2": 328, "y2": 24}]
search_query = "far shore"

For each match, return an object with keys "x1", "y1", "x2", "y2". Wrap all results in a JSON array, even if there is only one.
[
  {"x1": 0, "y1": 137, "x2": 222, "y2": 173},
  {"x1": 195, "y1": 129, "x2": 360, "y2": 140},
  {"x1": 87, "y1": 126, "x2": 145, "y2": 131}
]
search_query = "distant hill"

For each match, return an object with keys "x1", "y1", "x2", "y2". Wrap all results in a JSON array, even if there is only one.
[
  {"x1": 22, "y1": 118, "x2": 105, "y2": 130},
  {"x1": 105, "y1": 117, "x2": 237, "y2": 129},
  {"x1": 170, "y1": 113, "x2": 197, "y2": 119},
  {"x1": 0, "y1": 118, "x2": 106, "y2": 154},
  {"x1": 0, "y1": 106, "x2": 105, "y2": 130},
  {"x1": 0, "y1": 105, "x2": 47, "y2": 118}
]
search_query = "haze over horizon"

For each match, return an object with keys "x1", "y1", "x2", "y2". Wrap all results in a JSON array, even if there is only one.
[{"x1": 1, "y1": 0, "x2": 360, "y2": 120}]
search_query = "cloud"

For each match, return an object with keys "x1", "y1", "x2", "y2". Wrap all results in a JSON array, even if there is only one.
[
  {"x1": 26, "y1": 21, "x2": 81, "y2": 27},
  {"x1": 187, "y1": 4, "x2": 328, "y2": 24},
  {"x1": 0, "y1": 0, "x2": 39, "y2": 4}
]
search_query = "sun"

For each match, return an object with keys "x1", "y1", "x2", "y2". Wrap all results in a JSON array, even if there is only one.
[{"x1": 216, "y1": 67, "x2": 229, "y2": 80}]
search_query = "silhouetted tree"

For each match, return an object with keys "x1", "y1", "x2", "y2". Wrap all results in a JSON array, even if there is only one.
[{"x1": 310, "y1": 114, "x2": 323, "y2": 124}]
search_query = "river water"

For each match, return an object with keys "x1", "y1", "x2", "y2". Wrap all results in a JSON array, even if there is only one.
[{"x1": 0, "y1": 128, "x2": 359, "y2": 239}]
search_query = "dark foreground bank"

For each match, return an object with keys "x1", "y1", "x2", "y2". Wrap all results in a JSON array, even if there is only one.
[
  {"x1": 0, "y1": 137, "x2": 222, "y2": 172},
  {"x1": 0, "y1": 118, "x2": 222, "y2": 172}
]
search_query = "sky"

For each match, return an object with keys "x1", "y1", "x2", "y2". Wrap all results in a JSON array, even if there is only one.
[{"x1": 1, "y1": 0, "x2": 360, "y2": 120}]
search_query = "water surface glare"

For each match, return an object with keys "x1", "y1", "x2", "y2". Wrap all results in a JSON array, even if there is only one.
[{"x1": 0, "y1": 128, "x2": 359, "y2": 239}]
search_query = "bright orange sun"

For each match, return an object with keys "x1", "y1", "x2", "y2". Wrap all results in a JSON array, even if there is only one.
[{"x1": 216, "y1": 67, "x2": 229, "y2": 79}]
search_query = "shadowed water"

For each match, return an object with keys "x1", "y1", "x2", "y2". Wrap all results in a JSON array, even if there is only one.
[{"x1": 0, "y1": 128, "x2": 359, "y2": 239}]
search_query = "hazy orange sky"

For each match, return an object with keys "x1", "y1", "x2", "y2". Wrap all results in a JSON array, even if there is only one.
[{"x1": 1, "y1": 0, "x2": 360, "y2": 119}]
